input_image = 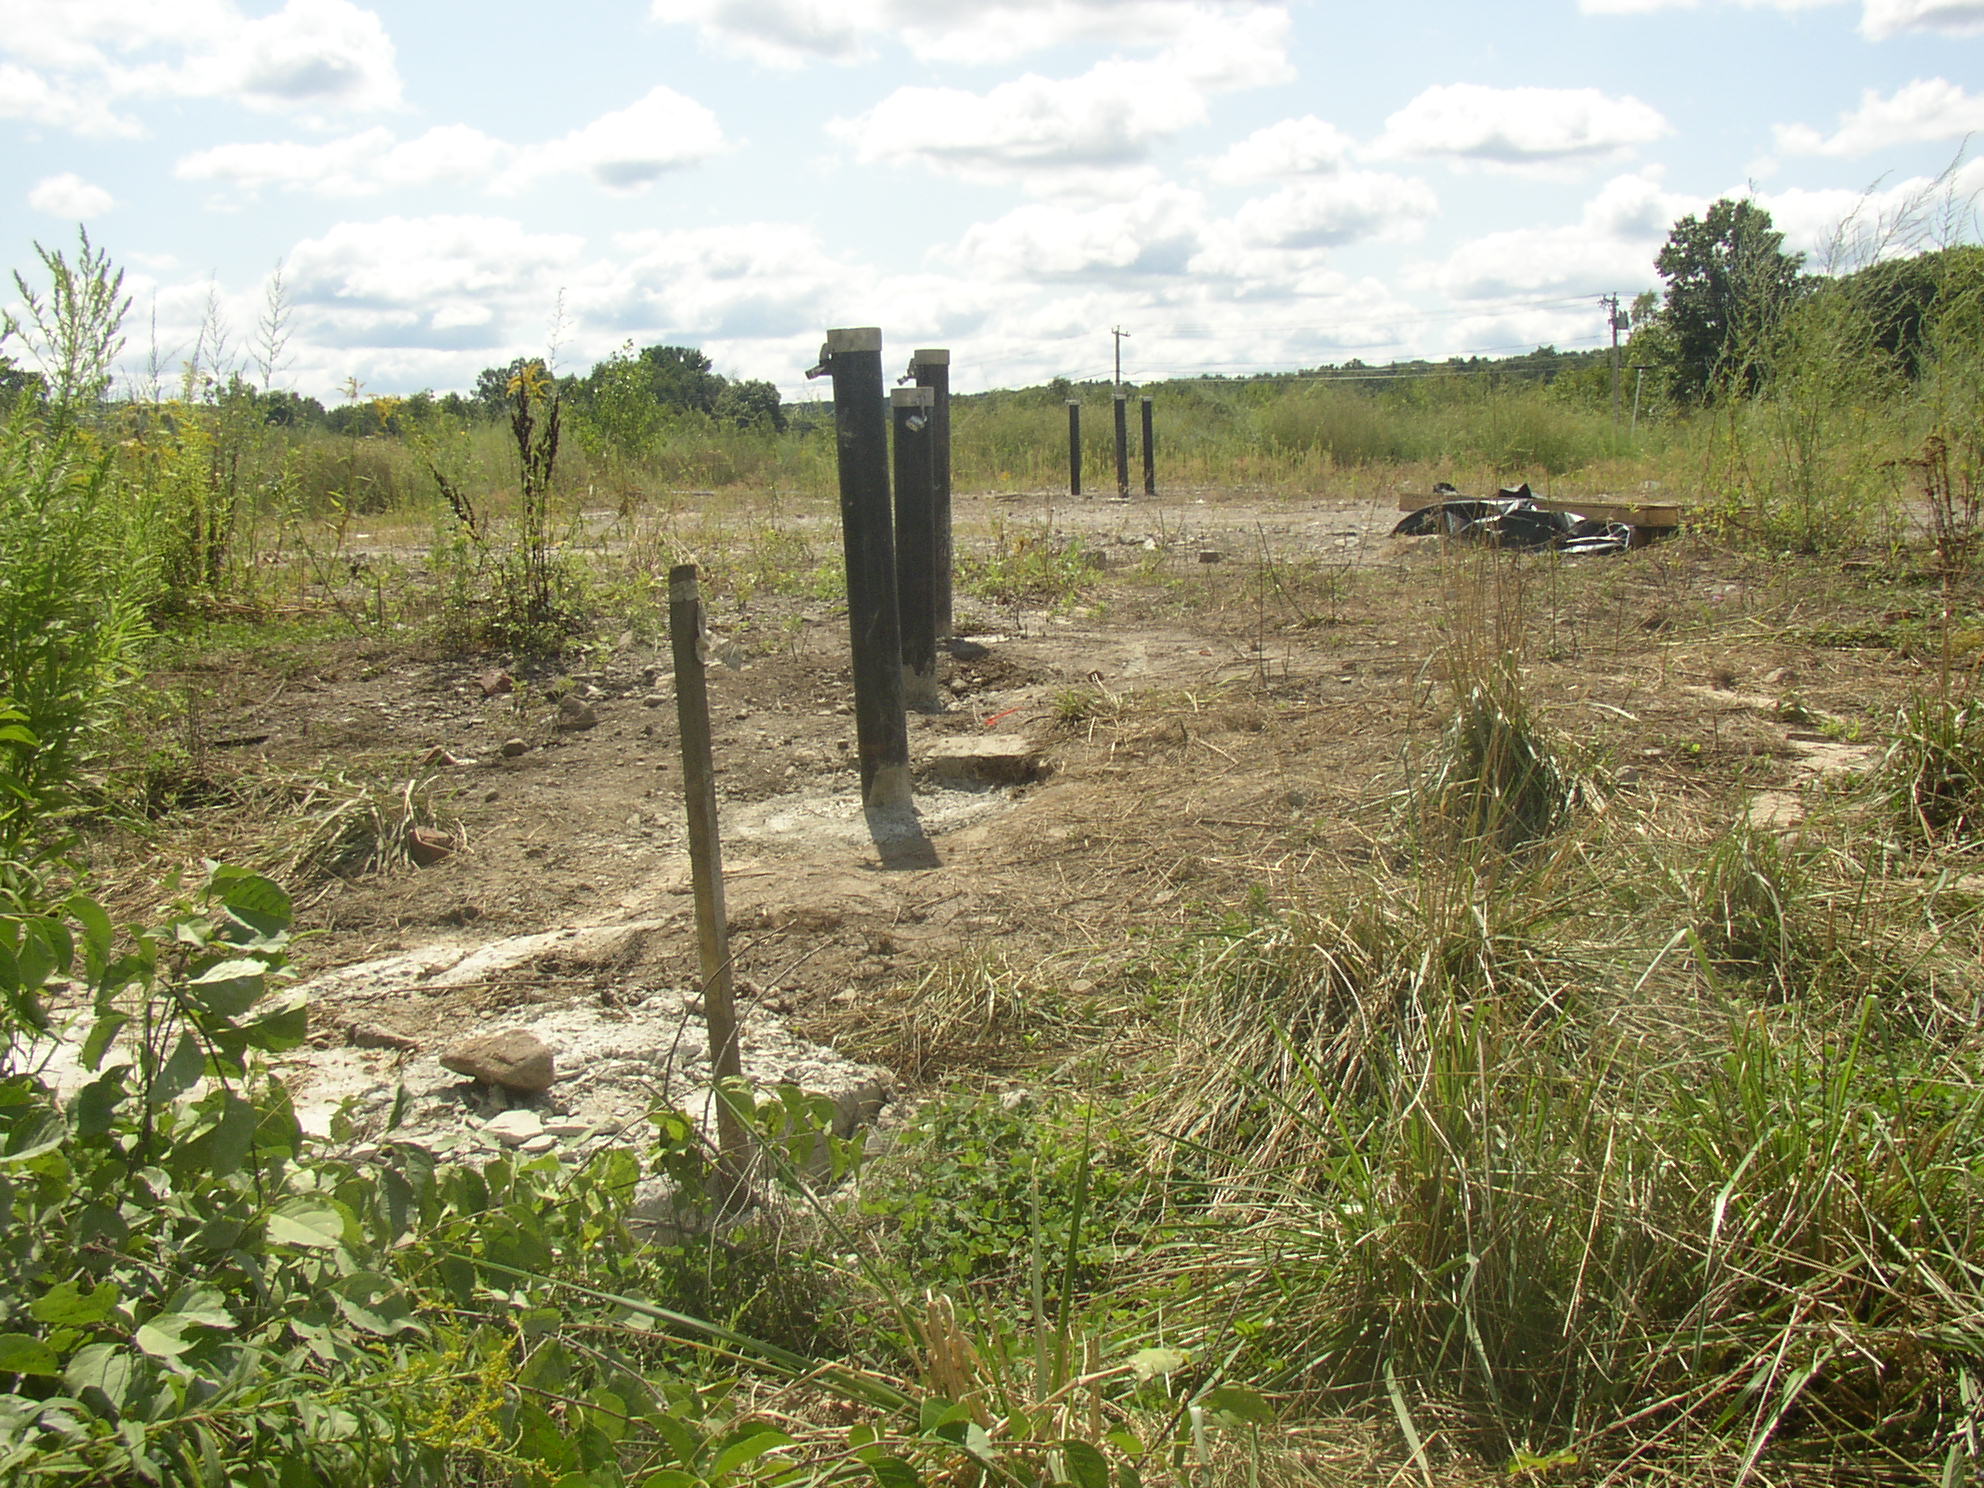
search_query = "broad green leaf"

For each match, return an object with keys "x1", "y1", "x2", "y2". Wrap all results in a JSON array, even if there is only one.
[
  {"x1": 151, "y1": 1032, "x2": 206, "y2": 1104},
  {"x1": 1058, "y1": 1440, "x2": 1110, "y2": 1488},
  {"x1": 65, "y1": 895, "x2": 113, "y2": 975},
  {"x1": 209, "y1": 868, "x2": 293, "y2": 942},
  {"x1": 72, "y1": 1071, "x2": 128, "y2": 1138},
  {"x1": 918, "y1": 1397, "x2": 970, "y2": 1435},
  {"x1": 0, "y1": 1332, "x2": 60, "y2": 1376},
  {"x1": 187, "y1": 958, "x2": 269, "y2": 1018},
  {"x1": 64, "y1": 1342, "x2": 137, "y2": 1411},
  {"x1": 864, "y1": 1457, "x2": 922, "y2": 1488},
  {"x1": 267, "y1": 1195, "x2": 348, "y2": 1249},
  {"x1": 190, "y1": 1092, "x2": 259, "y2": 1178},
  {"x1": 244, "y1": 998, "x2": 309, "y2": 1052},
  {"x1": 79, "y1": 1012, "x2": 126, "y2": 1072},
  {"x1": 647, "y1": 1409, "x2": 703, "y2": 1467},
  {"x1": 640, "y1": 1472, "x2": 699, "y2": 1488},
  {"x1": 1128, "y1": 1348, "x2": 1186, "y2": 1382},
  {"x1": 170, "y1": 1289, "x2": 236, "y2": 1332},
  {"x1": 1198, "y1": 1385, "x2": 1273, "y2": 1427},
  {"x1": 1104, "y1": 1430, "x2": 1143, "y2": 1458},
  {"x1": 31, "y1": 1280, "x2": 119, "y2": 1326},
  {"x1": 709, "y1": 1428, "x2": 796, "y2": 1480}
]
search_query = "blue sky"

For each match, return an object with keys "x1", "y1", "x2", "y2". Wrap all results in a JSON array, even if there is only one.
[{"x1": 3, "y1": 0, "x2": 1981, "y2": 404}]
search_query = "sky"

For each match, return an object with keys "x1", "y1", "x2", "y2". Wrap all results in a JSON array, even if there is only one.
[{"x1": 2, "y1": 0, "x2": 1982, "y2": 406}]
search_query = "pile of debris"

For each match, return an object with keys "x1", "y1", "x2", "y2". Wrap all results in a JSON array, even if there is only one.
[{"x1": 1393, "y1": 482, "x2": 1681, "y2": 556}]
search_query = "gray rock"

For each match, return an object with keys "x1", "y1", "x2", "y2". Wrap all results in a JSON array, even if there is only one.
[
  {"x1": 555, "y1": 697, "x2": 600, "y2": 731},
  {"x1": 441, "y1": 1029, "x2": 556, "y2": 1093},
  {"x1": 485, "y1": 1109, "x2": 544, "y2": 1146}
]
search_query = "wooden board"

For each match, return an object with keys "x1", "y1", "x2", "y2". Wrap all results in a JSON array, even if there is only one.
[{"x1": 1394, "y1": 493, "x2": 1686, "y2": 527}]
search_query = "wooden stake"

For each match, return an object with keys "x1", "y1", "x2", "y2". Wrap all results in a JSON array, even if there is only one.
[{"x1": 667, "y1": 562, "x2": 752, "y2": 1206}]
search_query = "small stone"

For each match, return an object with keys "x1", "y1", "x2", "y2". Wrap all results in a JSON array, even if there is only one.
[
  {"x1": 484, "y1": 1109, "x2": 544, "y2": 1147},
  {"x1": 440, "y1": 1029, "x2": 556, "y2": 1093},
  {"x1": 479, "y1": 669, "x2": 515, "y2": 698},
  {"x1": 555, "y1": 697, "x2": 599, "y2": 731},
  {"x1": 500, "y1": 737, "x2": 528, "y2": 757},
  {"x1": 543, "y1": 1121, "x2": 592, "y2": 1139},
  {"x1": 421, "y1": 745, "x2": 461, "y2": 767},
  {"x1": 346, "y1": 1022, "x2": 418, "y2": 1052},
  {"x1": 1763, "y1": 666, "x2": 1797, "y2": 686},
  {"x1": 1198, "y1": 549, "x2": 1224, "y2": 564},
  {"x1": 642, "y1": 693, "x2": 669, "y2": 708},
  {"x1": 521, "y1": 1133, "x2": 559, "y2": 1155}
]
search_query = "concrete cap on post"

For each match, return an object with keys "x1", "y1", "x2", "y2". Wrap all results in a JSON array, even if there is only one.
[
  {"x1": 908, "y1": 348, "x2": 950, "y2": 367},
  {"x1": 825, "y1": 327, "x2": 883, "y2": 353},
  {"x1": 891, "y1": 386, "x2": 935, "y2": 412}
]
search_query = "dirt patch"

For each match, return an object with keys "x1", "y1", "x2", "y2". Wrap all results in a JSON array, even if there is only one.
[{"x1": 100, "y1": 486, "x2": 1947, "y2": 1091}]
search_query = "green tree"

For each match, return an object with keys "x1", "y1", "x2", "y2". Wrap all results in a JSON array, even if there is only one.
[
  {"x1": 636, "y1": 343, "x2": 722, "y2": 414},
  {"x1": 714, "y1": 376, "x2": 786, "y2": 432},
  {"x1": 1654, "y1": 198, "x2": 1807, "y2": 402}
]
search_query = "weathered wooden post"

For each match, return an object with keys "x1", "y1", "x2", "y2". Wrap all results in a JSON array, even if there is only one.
[
  {"x1": 1113, "y1": 392, "x2": 1130, "y2": 499},
  {"x1": 892, "y1": 386, "x2": 939, "y2": 711},
  {"x1": 1141, "y1": 395, "x2": 1156, "y2": 497},
  {"x1": 908, "y1": 349, "x2": 952, "y2": 640},
  {"x1": 667, "y1": 563, "x2": 752, "y2": 1205},
  {"x1": 807, "y1": 328, "x2": 911, "y2": 811},
  {"x1": 1067, "y1": 399, "x2": 1082, "y2": 498}
]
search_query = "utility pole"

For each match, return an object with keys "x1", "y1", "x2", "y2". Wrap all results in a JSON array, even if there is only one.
[
  {"x1": 1111, "y1": 326, "x2": 1130, "y2": 389},
  {"x1": 1601, "y1": 294, "x2": 1624, "y2": 436}
]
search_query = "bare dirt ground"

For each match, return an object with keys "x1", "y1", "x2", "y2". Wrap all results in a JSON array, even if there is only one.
[{"x1": 102, "y1": 482, "x2": 1948, "y2": 1096}]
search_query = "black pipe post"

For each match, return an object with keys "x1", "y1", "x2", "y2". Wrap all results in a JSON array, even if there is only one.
[
  {"x1": 892, "y1": 386, "x2": 939, "y2": 711},
  {"x1": 909, "y1": 349, "x2": 952, "y2": 640},
  {"x1": 1141, "y1": 395, "x2": 1156, "y2": 497},
  {"x1": 1067, "y1": 400, "x2": 1082, "y2": 498},
  {"x1": 806, "y1": 327, "x2": 910, "y2": 811},
  {"x1": 1113, "y1": 392, "x2": 1130, "y2": 499}
]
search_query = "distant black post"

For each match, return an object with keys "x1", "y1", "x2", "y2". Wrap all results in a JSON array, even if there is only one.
[
  {"x1": 807, "y1": 327, "x2": 910, "y2": 811},
  {"x1": 1141, "y1": 395, "x2": 1156, "y2": 497},
  {"x1": 1067, "y1": 400, "x2": 1082, "y2": 498},
  {"x1": 1113, "y1": 392, "x2": 1130, "y2": 499},
  {"x1": 909, "y1": 350, "x2": 952, "y2": 640},
  {"x1": 892, "y1": 386, "x2": 939, "y2": 711}
]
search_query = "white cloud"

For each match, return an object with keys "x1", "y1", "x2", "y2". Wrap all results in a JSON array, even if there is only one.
[
  {"x1": 27, "y1": 172, "x2": 114, "y2": 219},
  {"x1": 177, "y1": 125, "x2": 510, "y2": 196},
  {"x1": 1576, "y1": 0, "x2": 1983, "y2": 29},
  {"x1": 1232, "y1": 173, "x2": 1439, "y2": 249},
  {"x1": 286, "y1": 216, "x2": 585, "y2": 324},
  {"x1": 1206, "y1": 115, "x2": 1355, "y2": 181},
  {"x1": 1577, "y1": 0, "x2": 1831, "y2": 11},
  {"x1": 952, "y1": 188, "x2": 1208, "y2": 280},
  {"x1": 176, "y1": 0, "x2": 402, "y2": 113},
  {"x1": 0, "y1": 0, "x2": 401, "y2": 136},
  {"x1": 0, "y1": 61, "x2": 143, "y2": 137},
  {"x1": 1414, "y1": 170, "x2": 1694, "y2": 301},
  {"x1": 648, "y1": 0, "x2": 1286, "y2": 67},
  {"x1": 1776, "y1": 78, "x2": 1984, "y2": 156},
  {"x1": 175, "y1": 90, "x2": 723, "y2": 202},
  {"x1": 504, "y1": 88, "x2": 727, "y2": 193},
  {"x1": 1862, "y1": 0, "x2": 1984, "y2": 36},
  {"x1": 834, "y1": 7, "x2": 1289, "y2": 179},
  {"x1": 568, "y1": 224, "x2": 861, "y2": 346},
  {"x1": 1754, "y1": 154, "x2": 1984, "y2": 263},
  {"x1": 1377, "y1": 84, "x2": 1669, "y2": 166}
]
